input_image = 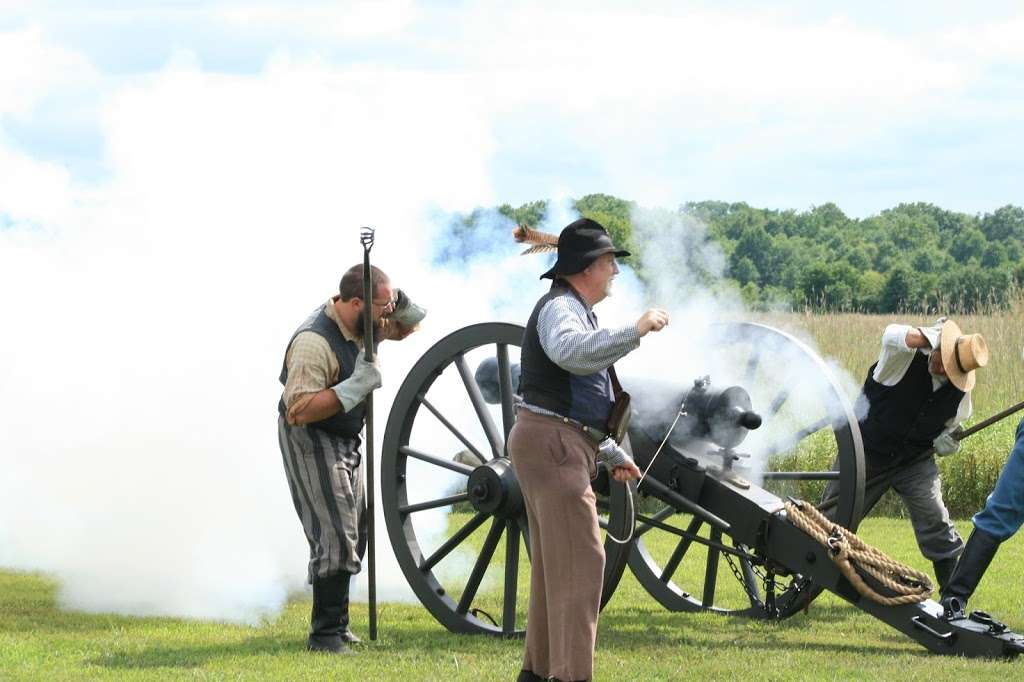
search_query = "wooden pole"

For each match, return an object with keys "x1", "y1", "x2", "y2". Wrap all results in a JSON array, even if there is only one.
[{"x1": 817, "y1": 399, "x2": 1024, "y2": 514}]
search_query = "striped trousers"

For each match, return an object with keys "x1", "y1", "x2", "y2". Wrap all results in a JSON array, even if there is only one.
[{"x1": 278, "y1": 416, "x2": 366, "y2": 581}]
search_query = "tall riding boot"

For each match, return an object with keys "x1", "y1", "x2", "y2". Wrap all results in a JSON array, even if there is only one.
[
  {"x1": 307, "y1": 572, "x2": 353, "y2": 653},
  {"x1": 337, "y1": 573, "x2": 361, "y2": 644},
  {"x1": 939, "y1": 527, "x2": 1002, "y2": 620},
  {"x1": 932, "y1": 556, "x2": 957, "y2": 593}
]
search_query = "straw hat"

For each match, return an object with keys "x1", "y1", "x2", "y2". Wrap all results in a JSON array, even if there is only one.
[{"x1": 939, "y1": 320, "x2": 989, "y2": 392}]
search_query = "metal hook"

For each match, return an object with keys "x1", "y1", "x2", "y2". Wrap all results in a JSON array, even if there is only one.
[{"x1": 360, "y1": 226, "x2": 375, "y2": 252}]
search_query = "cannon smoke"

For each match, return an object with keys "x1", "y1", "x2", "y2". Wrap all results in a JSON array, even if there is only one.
[{"x1": 0, "y1": 53, "x2": 863, "y2": 628}]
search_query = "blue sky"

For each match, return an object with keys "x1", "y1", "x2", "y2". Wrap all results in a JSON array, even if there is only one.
[{"x1": 2, "y1": 0, "x2": 1023, "y2": 219}]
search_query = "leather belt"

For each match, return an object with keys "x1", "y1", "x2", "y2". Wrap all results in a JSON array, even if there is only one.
[{"x1": 517, "y1": 405, "x2": 609, "y2": 442}]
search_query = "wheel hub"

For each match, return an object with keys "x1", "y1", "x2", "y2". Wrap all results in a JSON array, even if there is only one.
[{"x1": 467, "y1": 458, "x2": 524, "y2": 518}]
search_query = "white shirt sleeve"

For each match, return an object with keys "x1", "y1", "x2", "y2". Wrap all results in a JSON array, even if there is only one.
[
  {"x1": 871, "y1": 323, "x2": 972, "y2": 431},
  {"x1": 536, "y1": 296, "x2": 640, "y2": 375},
  {"x1": 871, "y1": 324, "x2": 917, "y2": 386}
]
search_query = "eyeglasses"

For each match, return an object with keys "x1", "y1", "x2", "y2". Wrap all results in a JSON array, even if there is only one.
[{"x1": 371, "y1": 297, "x2": 397, "y2": 313}]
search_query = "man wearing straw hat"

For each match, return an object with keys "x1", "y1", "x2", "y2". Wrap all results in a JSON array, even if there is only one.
[
  {"x1": 825, "y1": 318, "x2": 989, "y2": 590},
  {"x1": 509, "y1": 217, "x2": 667, "y2": 682}
]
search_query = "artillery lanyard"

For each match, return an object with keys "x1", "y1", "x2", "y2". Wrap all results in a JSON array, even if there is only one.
[
  {"x1": 783, "y1": 500, "x2": 933, "y2": 606},
  {"x1": 604, "y1": 404, "x2": 688, "y2": 545}
]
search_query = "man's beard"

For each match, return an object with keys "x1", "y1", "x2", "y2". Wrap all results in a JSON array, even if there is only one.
[
  {"x1": 354, "y1": 316, "x2": 385, "y2": 339},
  {"x1": 603, "y1": 278, "x2": 615, "y2": 297}
]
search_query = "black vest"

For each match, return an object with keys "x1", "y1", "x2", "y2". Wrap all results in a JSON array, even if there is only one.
[
  {"x1": 858, "y1": 351, "x2": 963, "y2": 462},
  {"x1": 520, "y1": 284, "x2": 614, "y2": 431},
  {"x1": 278, "y1": 304, "x2": 366, "y2": 438}
]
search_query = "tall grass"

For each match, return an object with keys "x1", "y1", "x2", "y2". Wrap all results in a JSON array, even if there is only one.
[{"x1": 754, "y1": 302, "x2": 1024, "y2": 517}]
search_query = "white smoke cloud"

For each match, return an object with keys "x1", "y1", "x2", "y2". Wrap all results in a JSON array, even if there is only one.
[
  {"x1": 0, "y1": 39, "x2": 514, "y2": 622},
  {"x1": 0, "y1": 12, "x2": 892, "y2": 627}
]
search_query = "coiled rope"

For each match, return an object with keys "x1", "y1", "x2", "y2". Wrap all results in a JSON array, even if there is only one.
[{"x1": 784, "y1": 499, "x2": 933, "y2": 606}]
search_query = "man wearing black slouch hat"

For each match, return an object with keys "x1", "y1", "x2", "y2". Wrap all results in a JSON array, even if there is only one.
[{"x1": 509, "y1": 217, "x2": 668, "y2": 681}]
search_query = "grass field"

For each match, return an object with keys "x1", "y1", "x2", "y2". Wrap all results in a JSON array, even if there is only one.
[
  {"x1": 3, "y1": 310, "x2": 1023, "y2": 680},
  {"x1": 3, "y1": 516, "x2": 1024, "y2": 681}
]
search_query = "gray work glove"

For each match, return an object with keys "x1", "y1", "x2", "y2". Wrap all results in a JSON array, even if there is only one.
[
  {"x1": 331, "y1": 349, "x2": 382, "y2": 412},
  {"x1": 917, "y1": 316, "x2": 947, "y2": 350},
  {"x1": 933, "y1": 431, "x2": 960, "y2": 457},
  {"x1": 390, "y1": 288, "x2": 427, "y2": 327},
  {"x1": 597, "y1": 438, "x2": 635, "y2": 469}
]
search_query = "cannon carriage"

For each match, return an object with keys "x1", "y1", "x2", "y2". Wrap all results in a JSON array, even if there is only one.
[{"x1": 379, "y1": 321, "x2": 1024, "y2": 657}]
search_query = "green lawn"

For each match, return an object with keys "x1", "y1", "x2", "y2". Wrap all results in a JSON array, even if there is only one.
[{"x1": 3, "y1": 516, "x2": 1024, "y2": 681}]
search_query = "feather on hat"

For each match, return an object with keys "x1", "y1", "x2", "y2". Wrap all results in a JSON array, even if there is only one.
[{"x1": 512, "y1": 224, "x2": 559, "y2": 255}]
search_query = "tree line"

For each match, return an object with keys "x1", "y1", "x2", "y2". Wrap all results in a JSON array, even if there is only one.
[{"x1": 471, "y1": 194, "x2": 1024, "y2": 313}]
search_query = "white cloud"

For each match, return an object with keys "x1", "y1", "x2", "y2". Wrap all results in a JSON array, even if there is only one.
[
  {"x1": 216, "y1": 0, "x2": 419, "y2": 40},
  {"x1": 0, "y1": 25, "x2": 97, "y2": 118}
]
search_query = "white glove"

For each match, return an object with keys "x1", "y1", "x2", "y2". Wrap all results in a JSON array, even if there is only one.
[
  {"x1": 390, "y1": 288, "x2": 427, "y2": 327},
  {"x1": 332, "y1": 350, "x2": 382, "y2": 412},
  {"x1": 597, "y1": 438, "x2": 635, "y2": 468},
  {"x1": 933, "y1": 432, "x2": 960, "y2": 457},
  {"x1": 918, "y1": 317, "x2": 946, "y2": 350}
]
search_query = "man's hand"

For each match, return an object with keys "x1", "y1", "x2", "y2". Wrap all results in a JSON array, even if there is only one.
[
  {"x1": 933, "y1": 432, "x2": 960, "y2": 457},
  {"x1": 390, "y1": 289, "x2": 427, "y2": 327},
  {"x1": 611, "y1": 459, "x2": 642, "y2": 482},
  {"x1": 636, "y1": 308, "x2": 670, "y2": 337},
  {"x1": 597, "y1": 438, "x2": 641, "y2": 481},
  {"x1": 332, "y1": 349, "x2": 382, "y2": 412},
  {"x1": 378, "y1": 318, "x2": 418, "y2": 342}
]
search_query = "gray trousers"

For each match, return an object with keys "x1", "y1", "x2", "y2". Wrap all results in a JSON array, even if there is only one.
[
  {"x1": 278, "y1": 416, "x2": 366, "y2": 581},
  {"x1": 825, "y1": 454, "x2": 963, "y2": 562}
]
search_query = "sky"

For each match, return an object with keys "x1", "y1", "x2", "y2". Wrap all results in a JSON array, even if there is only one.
[
  {"x1": 2, "y1": 0, "x2": 1023, "y2": 218},
  {"x1": 0, "y1": 1, "x2": 1022, "y2": 624}
]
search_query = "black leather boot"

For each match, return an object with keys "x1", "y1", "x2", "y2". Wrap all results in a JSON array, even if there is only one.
[
  {"x1": 516, "y1": 670, "x2": 545, "y2": 682},
  {"x1": 307, "y1": 573, "x2": 354, "y2": 654},
  {"x1": 337, "y1": 573, "x2": 361, "y2": 644},
  {"x1": 932, "y1": 556, "x2": 957, "y2": 592},
  {"x1": 940, "y1": 527, "x2": 1001, "y2": 620}
]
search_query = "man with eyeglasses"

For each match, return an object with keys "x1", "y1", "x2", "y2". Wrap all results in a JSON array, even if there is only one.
[{"x1": 277, "y1": 263, "x2": 425, "y2": 653}]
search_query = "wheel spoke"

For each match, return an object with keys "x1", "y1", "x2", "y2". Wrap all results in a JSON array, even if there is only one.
[
  {"x1": 763, "y1": 415, "x2": 833, "y2": 458},
  {"x1": 454, "y1": 353, "x2": 504, "y2": 459},
  {"x1": 636, "y1": 514, "x2": 690, "y2": 540},
  {"x1": 739, "y1": 556, "x2": 761, "y2": 605},
  {"x1": 457, "y1": 518, "x2": 505, "y2": 614},
  {"x1": 420, "y1": 512, "x2": 489, "y2": 572},
  {"x1": 636, "y1": 506, "x2": 676, "y2": 537},
  {"x1": 735, "y1": 540, "x2": 761, "y2": 605},
  {"x1": 496, "y1": 344, "x2": 516, "y2": 440},
  {"x1": 418, "y1": 395, "x2": 488, "y2": 464},
  {"x1": 399, "y1": 492, "x2": 469, "y2": 515},
  {"x1": 743, "y1": 348, "x2": 762, "y2": 384},
  {"x1": 768, "y1": 389, "x2": 789, "y2": 417},
  {"x1": 660, "y1": 516, "x2": 703, "y2": 582},
  {"x1": 502, "y1": 520, "x2": 520, "y2": 635},
  {"x1": 703, "y1": 528, "x2": 722, "y2": 606},
  {"x1": 401, "y1": 446, "x2": 475, "y2": 476}
]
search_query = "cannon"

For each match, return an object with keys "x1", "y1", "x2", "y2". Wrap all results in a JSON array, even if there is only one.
[{"x1": 381, "y1": 321, "x2": 1024, "y2": 656}]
